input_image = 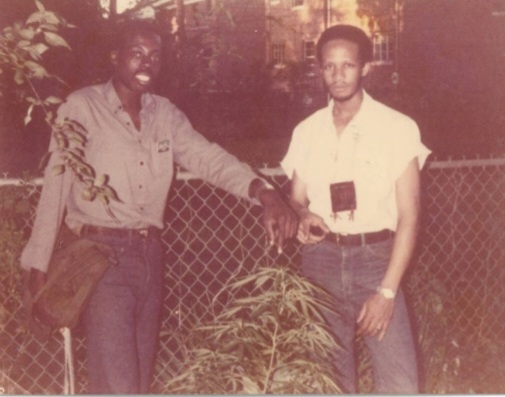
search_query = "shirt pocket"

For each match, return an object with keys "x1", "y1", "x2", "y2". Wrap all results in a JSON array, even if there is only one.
[{"x1": 150, "y1": 138, "x2": 173, "y2": 176}]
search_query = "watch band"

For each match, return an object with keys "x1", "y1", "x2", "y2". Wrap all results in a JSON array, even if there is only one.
[{"x1": 377, "y1": 286, "x2": 396, "y2": 299}]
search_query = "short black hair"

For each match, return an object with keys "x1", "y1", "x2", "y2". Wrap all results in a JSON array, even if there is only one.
[
  {"x1": 112, "y1": 20, "x2": 162, "y2": 50},
  {"x1": 316, "y1": 24, "x2": 373, "y2": 64}
]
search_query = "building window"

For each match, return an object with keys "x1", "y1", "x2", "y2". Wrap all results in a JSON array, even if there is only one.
[
  {"x1": 303, "y1": 41, "x2": 316, "y2": 60},
  {"x1": 372, "y1": 33, "x2": 394, "y2": 63},
  {"x1": 272, "y1": 43, "x2": 286, "y2": 64},
  {"x1": 292, "y1": 0, "x2": 304, "y2": 8}
]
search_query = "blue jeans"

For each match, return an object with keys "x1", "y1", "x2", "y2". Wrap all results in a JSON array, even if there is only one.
[
  {"x1": 82, "y1": 233, "x2": 163, "y2": 394},
  {"x1": 301, "y1": 239, "x2": 418, "y2": 393}
]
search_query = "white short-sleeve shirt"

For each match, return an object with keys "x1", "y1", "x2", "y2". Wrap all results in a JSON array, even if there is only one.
[{"x1": 281, "y1": 92, "x2": 431, "y2": 234}]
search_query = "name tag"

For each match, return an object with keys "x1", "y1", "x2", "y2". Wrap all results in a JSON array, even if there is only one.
[
  {"x1": 330, "y1": 181, "x2": 356, "y2": 213},
  {"x1": 157, "y1": 139, "x2": 170, "y2": 153}
]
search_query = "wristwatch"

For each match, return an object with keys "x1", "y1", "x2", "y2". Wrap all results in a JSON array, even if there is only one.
[{"x1": 377, "y1": 286, "x2": 396, "y2": 299}]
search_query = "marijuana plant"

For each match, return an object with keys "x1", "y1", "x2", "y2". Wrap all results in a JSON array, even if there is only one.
[{"x1": 165, "y1": 265, "x2": 342, "y2": 394}]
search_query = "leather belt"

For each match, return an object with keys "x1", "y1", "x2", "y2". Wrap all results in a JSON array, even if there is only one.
[
  {"x1": 325, "y1": 229, "x2": 394, "y2": 247},
  {"x1": 81, "y1": 224, "x2": 161, "y2": 239}
]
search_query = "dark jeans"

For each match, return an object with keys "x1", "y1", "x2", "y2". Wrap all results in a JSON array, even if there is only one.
[
  {"x1": 82, "y1": 233, "x2": 163, "y2": 394},
  {"x1": 301, "y1": 239, "x2": 418, "y2": 393}
]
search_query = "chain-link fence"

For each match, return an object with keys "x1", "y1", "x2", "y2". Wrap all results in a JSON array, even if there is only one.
[{"x1": 1, "y1": 157, "x2": 505, "y2": 394}]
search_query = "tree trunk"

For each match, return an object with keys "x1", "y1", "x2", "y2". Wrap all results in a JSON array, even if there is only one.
[
  {"x1": 176, "y1": 0, "x2": 186, "y2": 44},
  {"x1": 110, "y1": 0, "x2": 117, "y2": 21}
]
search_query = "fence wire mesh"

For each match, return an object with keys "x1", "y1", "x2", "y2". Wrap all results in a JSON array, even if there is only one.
[{"x1": 1, "y1": 158, "x2": 505, "y2": 394}]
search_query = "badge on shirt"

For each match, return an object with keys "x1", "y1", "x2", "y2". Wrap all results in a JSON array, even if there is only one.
[
  {"x1": 330, "y1": 181, "x2": 356, "y2": 220},
  {"x1": 157, "y1": 139, "x2": 170, "y2": 153}
]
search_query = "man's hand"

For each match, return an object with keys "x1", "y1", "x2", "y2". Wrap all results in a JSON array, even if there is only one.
[
  {"x1": 356, "y1": 292, "x2": 395, "y2": 341},
  {"x1": 296, "y1": 209, "x2": 330, "y2": 245},
  {"x1": 256, "y1": 187, "x2": 298, "y2": 253}
]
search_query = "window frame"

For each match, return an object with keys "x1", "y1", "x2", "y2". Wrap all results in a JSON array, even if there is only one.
[
  {"x1": 271, "y1": 42, "x2": 286, "y2": 64},
  {"x1": 302, "y1": 40, "x2": 316, "y2": 61},
  {"x1": 372, "y1": 32, "x2": 394, "y2": 65}
]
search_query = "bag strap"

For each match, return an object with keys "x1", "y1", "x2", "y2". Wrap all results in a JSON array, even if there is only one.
[{"x1": 61, "y1": 327, "x2": 75, "y2": 394}]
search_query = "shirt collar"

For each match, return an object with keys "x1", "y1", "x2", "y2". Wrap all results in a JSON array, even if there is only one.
[
  {"x1": 349, "y1": 91, "x2": 374, "y2": 133},
  {"x1": 327, "y1": 90, "x2": 374, "y2": 137},
  {"x1": 103, "y1": 79, "x2": 157, "y2": 114}
]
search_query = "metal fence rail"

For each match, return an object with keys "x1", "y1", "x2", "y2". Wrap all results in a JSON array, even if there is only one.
[{"x1": 1, "y1": 157, "x2": 505, "y2": 394}]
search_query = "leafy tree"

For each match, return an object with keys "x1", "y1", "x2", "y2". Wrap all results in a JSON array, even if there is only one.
[
  {"x1": 0, "y1": 0, "x2": 120, "y2": 214},
  {"x1": 356, "y1": 0, "x2": 400, "y2": 32}
]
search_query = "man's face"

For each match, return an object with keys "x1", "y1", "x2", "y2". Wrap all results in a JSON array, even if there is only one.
[
  {"x1": 111, "y1": 31, "x2": 162, "y2": 94},
  {"x1": 320, "y1": 39, "x2": 369, "y2": 102}
]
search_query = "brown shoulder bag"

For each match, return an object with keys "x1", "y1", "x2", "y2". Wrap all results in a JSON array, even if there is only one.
[{"x1": 32, "y1": 224, "x2": 116, "y2": 329}]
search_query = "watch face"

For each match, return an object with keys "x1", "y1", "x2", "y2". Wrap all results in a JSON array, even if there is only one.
[{"x1": 378, "y1": 287, "x2": 395, "y2": 299}]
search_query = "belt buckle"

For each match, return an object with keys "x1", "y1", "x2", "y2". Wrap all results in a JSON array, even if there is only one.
[{"x1": 139, "y1": 229, "x2": 149, "y2": 238}]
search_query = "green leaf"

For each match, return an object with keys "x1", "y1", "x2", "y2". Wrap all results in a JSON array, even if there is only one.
[
  {"x1": 62, "y1": 119, "x2": 87, "y2": 135},
  {"x1": 19, "y1": 27, "x2": 35, "y2": 40},
  {"x1": 102, "y1": 186, "x2": 123, "y2": 203},
  {"x1": 24, "y1": 104, "x2": 34, "y2": 125},
  {"x1": 218, "y1": 306, "x2": 243, "y2": 319},
  {"x1": 98, "y1": 194, "x2": 110, "y2": 205},
  {"x1": 94, "y1": 174, "x2": 107, "y2": 187},
  {"x1": 81, "y1": 188, "x2": 95, "y2": 201},
  {"x1": 42, "y1": 12, "x2": 63, "y2": 26},
  {"x1": 65, "y1": 149, "x2": 83, "y2": 163},
  {"x1": 43, "y1": 31, "x2": 71, "y2": 49},
  {"x1": 24, "y1": 60, "x2": 48, "y2": 78},
  {"x1": 27, "y1": 10, "x2": 60, "y2": 26},
  {"x1": 56, "y1": 137, "x2": 68, "y2": 149},
  {"x1": 16, "y1": 40, "x2": 31, "y2": 48},
  {"x1": 35, "y1": 0, "x2": 45, "y2": 12},
  {"x1": 44, "y1": 95, "x2": 64, "y2": 105},
  {"x1": 14, "y1": 69, "x2": 24, "y2": 85},
  {"x1": 45, "y1": 110, "x2": 54, "y2": 124},
  {"x1": 241, "y1": 376, "x2": 262, "y2": 394},
  {"x1": 72, "y1": 148, "x2": 85, "y2": 157},
  {"x1": 28, "y1": 43, "x2": 50, "y2": 58},
  {"x1": 254, "y1": 274, "x2": 270, "y2": 289},
  {"x1": 66, "y1": 130, "x2": 86, "y2": 145},
  {"x1": 52, "y1": 164, "x2": 65, "y2": 176},
  {"x1": 77, "y1": 163, "x2": 95, "y2": 178},
  {"x1": 26, "y1": 11, "x2": 44, "y2": 24},
  {"x1": 40, "y1": 23, "x2": 58, "y2": 32},
  {"x1": 2, "y1": 26, "x2": 13, "y2": 39}
]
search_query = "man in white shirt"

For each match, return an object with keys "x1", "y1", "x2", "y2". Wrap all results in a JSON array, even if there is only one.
[{"x1": 281, "y1": 24, "x2": 430, "y2": 393}]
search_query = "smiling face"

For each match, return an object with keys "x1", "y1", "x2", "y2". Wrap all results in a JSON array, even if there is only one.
[
  {"x1": 320, "y1": 38, "x2": 370, "y2": 103},
  {"x1": 111, "y1": 30, "x2": 162, "y2": 96}
]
